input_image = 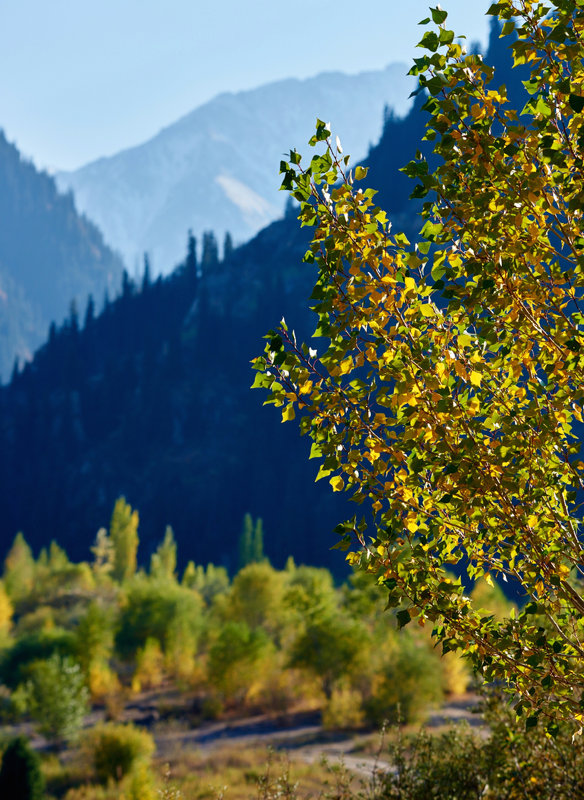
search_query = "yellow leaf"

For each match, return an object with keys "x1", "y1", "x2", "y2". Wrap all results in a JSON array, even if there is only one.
[
  {"x1": 315, "y1": 465, "x2": 332, "y2": 482},
  {"x1": 419, "y1": 303, "x2": 435, "y2": 317},
  {"x1": 405, "y1": 277, "x2": 416, "y2": 292},
  {"x1": 470, "y1": 370, "x2": 482, "y2": 387},
  {"x1": 282, "y1": 403, "x2": 295, "y2": 422},
  {"x1": 330, "y1": 475, "x2": 345, "y2": 492},
  {"x1": 467, "y1": 397, "x2": 480, "y2": 416},
  {"x1": 339, "y1": 356, "x2": 353, "y2": 375},
  {"x1": 454, "y1": 362, "x2": 467, "y2": 380}
]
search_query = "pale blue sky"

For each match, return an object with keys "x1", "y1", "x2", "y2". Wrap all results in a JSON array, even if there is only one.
[{"x1": 0, "y1": 1, "x2": 491, "y2": 171}]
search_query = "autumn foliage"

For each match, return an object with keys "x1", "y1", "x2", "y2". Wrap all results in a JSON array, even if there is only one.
[{"x1": 254, "y1": 0, "x2": 584, "y2": 731}]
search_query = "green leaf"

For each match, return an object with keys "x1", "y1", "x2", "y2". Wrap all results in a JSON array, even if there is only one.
[
  {"x1": 534, "y1": 96, "x2": 552, "y2": 117},
  {"x1": 396, "y1": 609, "x2": 411, "y2": 629},
  {"x1": 439, "y1": 28, "x2": 454, "y2": 46},
  {"x1": 354, "y1": 166, "x2": 368, "y2": 181},
  {"x1": 421, "y1": 220, "x2": 444, "y2": 241},
  {"x1": 570, "y1": 94, "x2": 584, "y2": 113},
  {"x1": 431, "y1": 7, "x2": 448, "y2": 24},
  {"x1": 418, "y1": 31, "x2": 440, "y2": 52}
]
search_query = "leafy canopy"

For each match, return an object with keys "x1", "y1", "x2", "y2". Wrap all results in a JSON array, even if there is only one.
[{"x1": 253, "y1": 0, "x2": 584, "y2": 732}]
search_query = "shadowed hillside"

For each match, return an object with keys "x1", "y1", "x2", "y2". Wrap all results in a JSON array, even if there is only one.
[{"x1": 0, "y1": 132, "x2": 124, "y2": 380}]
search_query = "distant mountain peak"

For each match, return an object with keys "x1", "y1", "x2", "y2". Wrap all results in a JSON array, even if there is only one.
[{"x1": 57, "y1": 63, "x2": 414, "y2": 274}]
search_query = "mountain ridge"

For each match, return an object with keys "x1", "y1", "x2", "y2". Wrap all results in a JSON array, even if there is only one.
[
  {"x1": 56, "y1": 63, "x2": 414, "y2": 273},
  {"x1": 0, "y1": 131, "x2": 124, "y2": 380}
]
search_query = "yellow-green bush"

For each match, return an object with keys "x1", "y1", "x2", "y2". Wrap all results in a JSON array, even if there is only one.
[
  {"x1": 363, "y1": 632, "x2": 445, "y2": 726},
  {"x1": 83, "y1": 722, "x2": 155, "y2": 785},
  {"x1": 131, "y1": 637, "x2": 165, "y2": 692},
  {"x1": 322, "y1": 685, "x2": 365, "y2": 730}
]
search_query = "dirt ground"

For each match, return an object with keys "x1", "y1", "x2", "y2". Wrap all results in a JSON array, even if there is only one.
[{"x1": 4, "y1": 690, "x2": 485, "y2": 780}]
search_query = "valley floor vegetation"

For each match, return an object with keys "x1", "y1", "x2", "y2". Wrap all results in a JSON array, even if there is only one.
[
  {"x1": 0, "y1": 496, "x2": 516, "y2": 798},
  {"x1": 2, "y1": 500, "x2": 583, "y2": 798}
]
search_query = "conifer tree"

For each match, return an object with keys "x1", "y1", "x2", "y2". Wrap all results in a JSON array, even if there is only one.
[
  {"x1": 68, "y1": 299, "x2": 79, "y2": 335},
  {"x1": 0, "y1": 737, "x2": 45, "y2": 800},
  {"x1": 141, "y1": 253, "x2": 151, "y2": 292},
  {"x1": 201, "y1": 231, "x2": 219, "y2": 271},
  {"x1": 84, "y1": 294, "x2": 95, "y2": 329},
  {"x1": 223, "y1": 231, "x2": 234, "y2": 261},
  {"x1": 121, "y1": 269, "x2": 133, "y2": 299},
  {"x1": 186, "y1": 230, "x2": 197, "y2": 278},
  {"x1": 252, "y1": 518, "x2": 264, "y2": 563},
  {"x1": 10, "y1": 357, "x2": 19, "y2": 384},
  {"x1": 238, "y1": 513, "x2": 254, "y2": 570},
  {"x1": 48, "y1": 320, "x2": 57, "y2": 343}
]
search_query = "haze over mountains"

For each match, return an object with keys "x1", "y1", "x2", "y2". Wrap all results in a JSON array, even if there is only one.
[
  {"x1": 0, "y1": 79, "x2": 432, "y2": 571},
  {"x1": 56, "y1": 64, "x2": 414, "y2": 273},
  {"x1": 0, "y1": 132, "x2": 124, "y2": 380}
]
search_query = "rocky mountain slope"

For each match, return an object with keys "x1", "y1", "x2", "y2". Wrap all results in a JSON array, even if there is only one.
[{"x1": 56, "y1": 65, "x2": 413, "y2": 273}]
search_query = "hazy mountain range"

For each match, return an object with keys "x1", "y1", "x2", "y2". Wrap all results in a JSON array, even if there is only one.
[
  {"x1": 0, "y1": 132, "x2": 123, "y2": 380},
  {"x1": 56, "y1": 64, "x2": 414, "y2": 273},
  {"x1": 0, "y1": 84, "x2": 432, "y2": 571}
]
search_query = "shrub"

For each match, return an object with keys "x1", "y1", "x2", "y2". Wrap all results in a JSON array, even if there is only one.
[
  {"x1": 131, "y1": 637, "x2": 165, "y2": 692},
  {"x1": 207, "y1": 621, "x2": 271, "y2": 704},
  {"x1": 322, "y1": 685, "x2": 364, "y2": 731},
  {"x1": 0, "y1": 628, "x2": 76, "y2": 688},
  {"x1": 380, "y1": 724, "x2": 494, "y2": 800},
  {"x1": 289, "y1": 611, "x2": 368, "y2": 700},
  {"x1": 116, "y1": 577, "x2": 203, "y2": 661},
  {"x1": 376, "y1": 696, "x2": 584, "y2": 800},
  {"x1": 83, "y1": 722, "x2": 155, "y2": 785},
  {"x1": 224, "y1": 562, "x2": 286, "y2": 636},
  {"x1": 0, "y1": 736, "x2": 45, "y2": 800},
  {"x1": 25, "y1": 653, "x2": 89, "y2": 743},
  {"x1": 363, "y1": 633, "x2": 444, "y2": 726}
]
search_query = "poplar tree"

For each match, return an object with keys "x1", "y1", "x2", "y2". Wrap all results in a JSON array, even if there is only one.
[
  {"x1": 109, "y1": 497, "x2": 139, "y2": 583},
  {"x1": 254, "y1": 1, "x2": 584, "y2": 730},
  {"x1": 3, "y1": 533, "x2": 35, "y2": 603},
  {"x1": 150, "y1": 526, "x2": 177, "y2": 581}
]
